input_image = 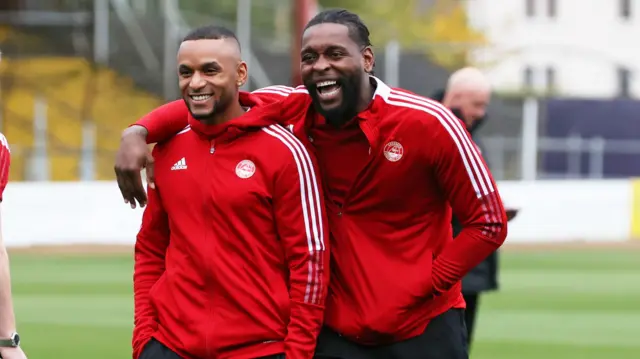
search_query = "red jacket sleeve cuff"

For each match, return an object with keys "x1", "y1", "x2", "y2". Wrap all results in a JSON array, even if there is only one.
[
  {"x1": 130, "y1": 119, "x2": 164, "y2": 144},
  {"x1": 284, "y1": 302, "x2": 324, "y2": 359}
]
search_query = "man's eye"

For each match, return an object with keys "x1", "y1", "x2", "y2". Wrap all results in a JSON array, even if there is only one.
[
  {"x1": 302, "y1": 54, "x2": 316, "y2": 62},
  {"x1": 329, "y1": 52, "x2": 344, "y2": 58}
]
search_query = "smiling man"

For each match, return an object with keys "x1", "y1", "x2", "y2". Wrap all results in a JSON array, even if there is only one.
[{"x1": 131, "y1": 25, "x2": 328, "y2": 359}]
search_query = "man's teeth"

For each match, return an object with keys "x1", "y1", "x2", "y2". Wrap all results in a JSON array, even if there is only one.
[
  {"x1": 317, "y1": 80, "x2": 337, "y2": 88},
  {"x1": 321, "y1": 87, "x2": 340, "y2": 96},
  {"x1": 191, "y1": 94, "x2": 212, "y2": 101}
]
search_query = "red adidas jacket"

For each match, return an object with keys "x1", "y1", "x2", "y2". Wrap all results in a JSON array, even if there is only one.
[
  {"x1": 133, "y1": 92, "x2": 329, "y2": 359},
  {"x1": 135, "y1": 81, "x2": 507, "y2": 345}
]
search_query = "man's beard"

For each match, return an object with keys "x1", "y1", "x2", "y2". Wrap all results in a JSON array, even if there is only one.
[
  {"x1": 306, "y1": 73, "x2": 362, "y2": 127},
  {"x1": 185, "y1": 97, "x2": 225, "y2": 122}
]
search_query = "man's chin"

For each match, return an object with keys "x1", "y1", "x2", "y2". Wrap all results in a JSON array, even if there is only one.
[
  {"x1": 188, "y1": 108, "x2": 215, "y2": 121},
  {"x1": 312, "y1": 98, "x2": 341, "y2": 114},
  {"x1": 317, "y1": 106, "x2": 351, "y2": 126},
  {"x1": 320, "y1": 103, "x2": 343, "y2": 114},
  {"x1": 191, "y1": 112, "x2": 213, "y2": 120}
]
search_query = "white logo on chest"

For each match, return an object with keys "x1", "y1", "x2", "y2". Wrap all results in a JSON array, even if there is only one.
[
  {"x1": 383, "y1": 141, "x2": 404, "y2": 162},
  {"x1": 235, "y1": 160, "x2": 256, "y2": 179},
  {"x1": 171, "y1": 157, "x2": 187, "y2": 170}
]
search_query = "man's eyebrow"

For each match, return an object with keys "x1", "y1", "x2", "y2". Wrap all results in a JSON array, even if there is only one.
[
  {"x1": 300, "y1": 45, "x2": 315, "y2": 53},
  {"x1": 301, "y1": 44, "x2": 348, "y2": 54},
  {"x1": 201, "y1": 61, "x2": 222, "y2": 69},
  {"x1": 326, "y1": 45, "x2": 348, "y2": 51},
  {"x1": 178, "y1": 61, "x2": 222, "y2": 70}
]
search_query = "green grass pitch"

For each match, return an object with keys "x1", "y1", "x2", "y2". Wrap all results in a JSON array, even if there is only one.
[{"x1": 8, "y1": 246, "x2": 640, "y2": 358}]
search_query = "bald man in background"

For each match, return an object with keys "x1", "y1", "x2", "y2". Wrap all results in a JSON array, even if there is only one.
[
  {"x1": 435, "y1": 67, "x2": 491, "y2": 135},
  {"x1": 432, "y1": 67, "x2": 505, "y2": 348}
]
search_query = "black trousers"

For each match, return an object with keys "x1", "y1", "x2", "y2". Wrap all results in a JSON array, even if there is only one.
[
  {"x1": 314, "y1": 308, "x2": 468, "y2": 359},
  {"x1": 462, "y1": 293, "x2": 479, "y2": 348},
  {"x1": 139, "y1": 338, "x2": 285, "y2": 359}
]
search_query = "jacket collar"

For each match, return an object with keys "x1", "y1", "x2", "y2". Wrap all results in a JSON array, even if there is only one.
[
  {"x1": 370, "y1": 75, "x2": 391, "y2": 101},
  {"x1": 357, "y1": 75, "x2": 391, "y2": 125}
]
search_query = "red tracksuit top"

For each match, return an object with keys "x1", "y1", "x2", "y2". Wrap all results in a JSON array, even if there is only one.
[
  {"x1": 0, "y1": 133, "x2": 10, "y2": 201},
  {"x1": 133, "y1": 93, "x2": 329, "y2": 359},
  {"x1": 136, "y1": 80, "x2": 508, "y2": 345}
]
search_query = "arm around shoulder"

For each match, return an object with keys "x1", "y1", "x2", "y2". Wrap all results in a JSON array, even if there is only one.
[{"x1": 135, "y1": 100, "x2": 190, "y2": 144}]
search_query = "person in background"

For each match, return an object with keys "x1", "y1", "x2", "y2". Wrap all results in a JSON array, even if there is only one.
[
  {"x1": 0, "y1": 134, "x2": 27, "y2": 359},
  {"x1": 433, "y1": 67, "x2": 517, "y2": 348}
]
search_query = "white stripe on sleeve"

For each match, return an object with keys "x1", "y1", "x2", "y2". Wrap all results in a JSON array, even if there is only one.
[{"x1": 262, "y1": 124, "x2": 325, "y2": 305}]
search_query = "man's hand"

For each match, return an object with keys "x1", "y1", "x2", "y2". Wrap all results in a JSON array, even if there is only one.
[
  {"x1": 0, "y1": 346, "x2": 27, "y2": 359},
  {"x1": 114, "y1": 126, "x2": 154, "y2": 209}
]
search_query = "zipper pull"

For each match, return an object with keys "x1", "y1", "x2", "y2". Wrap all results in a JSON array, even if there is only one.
[{"x1": 209, "y1": 140, "x2": 216, "y2": 154}]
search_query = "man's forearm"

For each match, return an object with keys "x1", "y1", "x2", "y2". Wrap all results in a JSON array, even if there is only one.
[{"x1": 0, "y1": 246, "x2": 17, "y2": 337}]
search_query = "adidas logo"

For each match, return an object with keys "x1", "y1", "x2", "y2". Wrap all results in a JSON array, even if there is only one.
[{"x1": 171, "y1": 157, "x2": 187, "y2": 170}]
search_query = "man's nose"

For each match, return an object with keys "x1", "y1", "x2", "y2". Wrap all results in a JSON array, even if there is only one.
[
  {"x1": 189, "y1": 72, "x2": 206, "y2": 90},
  {"x1": 312, "y1": 55, "x2": 331, "y2": 72}
]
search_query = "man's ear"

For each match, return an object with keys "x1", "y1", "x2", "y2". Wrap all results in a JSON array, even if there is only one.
[
  {"x1": 362, "y1": 46, "x2": 375, "y2": 74},
  {"x1": 236, "y1": 61, "x2": 248, "y2": 87},
  {"x1": 443, "y1": 91, "x2": 458, "y2": 108}
]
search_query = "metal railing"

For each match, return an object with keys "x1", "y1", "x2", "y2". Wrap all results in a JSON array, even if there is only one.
[{"x1": 482, "y1": 135, "x2": 640, "y2": 180}]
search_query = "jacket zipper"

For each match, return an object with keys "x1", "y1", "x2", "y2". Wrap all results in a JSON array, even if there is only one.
[
  {"x1": 297, "y1": 126, "x2": 339, "y2": 210},
  {"x1": 205, "y1": 139, "x2": 216, "y2": 357},
  {"x1": 302, "y1": 124, "x2": 355, "y2": 219}
]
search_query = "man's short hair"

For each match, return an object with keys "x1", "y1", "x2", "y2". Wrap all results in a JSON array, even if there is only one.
[
  {"x1": 446, "y1": 67, "x2": 491, "y2": 94},
  {"x1": 182, "y1": 25, "x2": 240, "y2": 51},
  {"x1": 305, "y1": 9, "x2": 372, "y2": 48}
]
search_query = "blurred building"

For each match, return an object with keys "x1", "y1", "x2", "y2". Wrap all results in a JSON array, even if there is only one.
[{"x1": 467, "y1": 0, "x2": 640, "y2": 98}]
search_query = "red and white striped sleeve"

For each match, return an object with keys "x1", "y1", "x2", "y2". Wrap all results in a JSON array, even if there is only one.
[
  {"x1": 0, "y1": 133, "x2": 11, "y2": 202},
  {"x1": 251, "y1": 85, "x2": 296, "y2": 104},
  {"x1": 262, "y1": 124, "x2": 328, "y2": 359},
  {"x1": 134, "y1": 85, "x2": 299, "y2": 144},
  {"x1": 387, "y1": 89, "x2": 507, "y2": 295},
  {"x1": 135, "y1": 100, "x2": 190, "y2": 144}
]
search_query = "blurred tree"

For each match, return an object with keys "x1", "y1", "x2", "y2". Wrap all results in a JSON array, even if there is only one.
[
  {"x1": 319, "y1": 0, "x2": 487, "y2": 70},
  {"x1": 319, "y1": 0, "x2": 365, "y2": 12},
  {"x1": 421, "y1": 0, "x2": 487, "y2": 69}
]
